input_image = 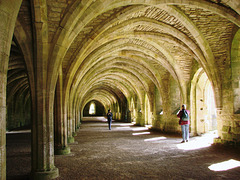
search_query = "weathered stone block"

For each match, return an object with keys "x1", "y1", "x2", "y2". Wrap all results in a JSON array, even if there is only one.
[
  {"x1": 232, "y1": 127, "x2": 240, "y2": 134},
  {"x1": 222, "y1": 133, "x2": 229, "y2": 140},
  {"x1": 222, "y1": 126, "x2": 230, "y2": 132},
  {"x1": 234, "y1": 121, "x2": 240, "y2": 127}
]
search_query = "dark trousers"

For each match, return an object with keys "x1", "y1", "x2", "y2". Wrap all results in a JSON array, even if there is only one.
[{"x1": 108, "y1": 119, "x2": 112, "y2": 130}]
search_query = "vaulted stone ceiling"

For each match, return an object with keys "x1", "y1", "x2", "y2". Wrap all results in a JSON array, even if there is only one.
[
  {"x1": 11, "y1": 0, "x2": 240, "y2": 115},
  {"x1": 7, "y1": 38, "x2": 29, "y2": 103},
  {"x1": 3, "y1": 1, "x2": 240, "y2": 178}
]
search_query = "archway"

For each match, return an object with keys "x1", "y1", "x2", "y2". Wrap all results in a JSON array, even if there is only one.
[
  {"x1": 231, "y1": 29, "x2": 240, "y2": 114},
  {"x1": 191, "y1": 69, "x2": 217, "y2": 136},
  {"x1": 83, "y1": 100, "x2": 105, "y2": 117}
]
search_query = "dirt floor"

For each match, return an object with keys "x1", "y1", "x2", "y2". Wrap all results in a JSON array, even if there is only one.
[{"x1": 6, "y1": 117, "x2": 240, "y2": 180}]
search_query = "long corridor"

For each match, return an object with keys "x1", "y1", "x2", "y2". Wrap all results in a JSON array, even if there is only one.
[
  {"x1": 7, "y1": 117, "x2": 240, "y2": 180},
  {"x1": 55, "y1": 117, "x2": 240, "y2": 180}
]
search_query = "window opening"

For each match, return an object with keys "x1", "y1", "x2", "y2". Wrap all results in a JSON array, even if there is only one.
[{"x1": 89, "y1": 102, "x2": 96, "y2": 115}]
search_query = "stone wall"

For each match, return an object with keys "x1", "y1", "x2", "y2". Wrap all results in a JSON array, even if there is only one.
[{"x1": 215, "y1": 113, "x2": 240, "y2": 145}]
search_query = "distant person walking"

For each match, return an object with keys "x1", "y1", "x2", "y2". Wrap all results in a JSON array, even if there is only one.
[
  {"x1": 107, "y1": 109, "x2": 113, "y2": 130},
  {"x1": 177, "y1": 104, "x2": 190, "y2": 143}
]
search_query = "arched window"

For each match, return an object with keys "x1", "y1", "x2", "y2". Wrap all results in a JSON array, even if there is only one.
[{"x1": 89, "y1": 102, "x2": 96, "y2": 115}]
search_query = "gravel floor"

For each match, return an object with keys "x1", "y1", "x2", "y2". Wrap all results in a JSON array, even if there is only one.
[{"x1": 6, "y1": 117, "x2": 240, "y2": 180}]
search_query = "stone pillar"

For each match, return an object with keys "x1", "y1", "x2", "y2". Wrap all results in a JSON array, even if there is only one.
[
  {"x1": 31, "y1": 1, "x2": 59, "y2": 178},
  {"x1": 75, "y1": 102, "x2": 80, "y2": 130},
  {"x1": 78, "y1": 106, "x2": 82, "y2": 127},
  {"x1": 71, "y1": 103, "x2": 76, "y2": 137},
  {"x1": 31, "y1": 42, "x2": 59, "y2": 179},
  {"x1": 0, "y1": 73, "x2": 7, "y2": 180},
  {"x1": 31, "y1": 88, "x2": 59, "y2": 179},
  {"x1": 0, "y1": 1, "x2": 22, "y2": 179},
  {"x1": 54, "y1": 69, "x2": 70, "y2": 155},
  {"x1": 67, "y1": 105, "x2": 74, "y2": 143},
  {"x1": 75, "y1": 107, "x2": 80, "y2": 129}
]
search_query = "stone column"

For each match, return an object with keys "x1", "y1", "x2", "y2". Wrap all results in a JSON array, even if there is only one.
[
  {"x1": 71, "y1": 103, "x2": 76, "y2": 137},
  {"x1": 54, "y1": 69, "x2": 70, "y2": 155},
  {"x1": 31, "y1": 2, "x2": 59, "y2": 178},
  {"x1": 67, "y1": 105, "x2": 74, "y2": 143},
  {"x1": 77, "y1": 103, "x2": 81, "y2": 127},
  {"x1": 0, "y1": 74, "x2": 7, "y2": 180},
  {"x1": 0, "y1": 1, "x2": 22, "y2": 179},
  {"x1": 75, "y1": 102, "x2": 81, "y2": 130},
  {"x1": 75, "y1": 107, "x2": 80, "y2": 130},
  {"x1": 31, "y1": 87, "x2": 59, "y2": 179},
  {"x1": 136, "y1": 102, "x2": 145, "y2": 126}
]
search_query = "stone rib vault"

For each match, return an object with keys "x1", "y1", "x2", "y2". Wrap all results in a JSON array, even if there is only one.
[{"x1": 0, "y1": 0, "x2": 240, "y2": 179}]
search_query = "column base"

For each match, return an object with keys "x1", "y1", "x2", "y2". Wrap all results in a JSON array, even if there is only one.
[
  {"x1": 72, "y1": 132, "x2": 77, "y2": 137},
  {"x1": 32, "y1": 167, "x2": 59, "y2": 180},
  {"x1": 67, "y1": 136, "x2": 75, "y2": 143},
  {"x1": 55, "y1": 146, "x2": 71, "y2": 155}
]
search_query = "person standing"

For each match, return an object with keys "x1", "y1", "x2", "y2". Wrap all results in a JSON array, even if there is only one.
[
  {"x1": 177, "y1": 104, "x2": 190, "y2": 143},
  {"x1": 107, "y1": 109, "x2": 113, "y2": 130}
]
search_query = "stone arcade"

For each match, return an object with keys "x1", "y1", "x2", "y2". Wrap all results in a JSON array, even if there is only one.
[{"x1": 0, "y1": 0, "x2": 240, "y2": 179}]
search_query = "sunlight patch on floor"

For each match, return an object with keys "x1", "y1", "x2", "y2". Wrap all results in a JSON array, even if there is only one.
[
  {"x1": 144, "y1": 137, "x2": 167, "y2": 141},
  {"x1": 177, "y1": 131, "x2": 218, "y2": 150},
  {"x1": 131, "y1": 127, "x2": 149, "y2": 131},
  {"x1": 132, "y1": 132, "x2": 151, "y2": 136},
  {"x1": 208, "y1": 159, "x2": 240, "y2": 171},
  {"x1": 116, "y1": 126, "x2": 131, "y2": 130},
  {"x1": 120, "y1": 124, "x2": 133, "y2": 126},
  {"x1": 177, "y1": 140, "x2": 211, "y2": 150}
]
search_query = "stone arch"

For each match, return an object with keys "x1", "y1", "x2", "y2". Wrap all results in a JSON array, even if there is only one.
[
  {"x1": 63, "y1": 16, "x2": 205, "y2": 106},
  {"x1": 224, "y1": 0, "x2": 240, "y2": 15},
  {"x1": 76, "y1": 68, "x2": 145, "y2": 122},
  {"x1": 83, "y1": 100, "x2": 105, "y2": 117},
  {"x1": 64, "y1": 43, "x2": 162, "y2": 118},
  {"x1": 78, "y1": 68, "x2": 145, "y2": 102},
  {"x1": 81, "y1": 92, "x2": 116, "y2": 112},
  {"x1": 79, "y1": 86, "x2": 124, "y2": 121},
  {"x1": 66, "y1": 35, "x2": 184, "y2": 127},
  {"x1": 162, "y1": 5, "x2": 222, "y2": 108},
  {"x1": 191, "y1": 68, "x2": 205, "y2": 135},
  {"x1": 46, "y1": 3, "x2": 240, "y2": 135},
  {"x1": 68, "y1": 39, "x2": 176, "y2": 105},
  {"x1": 31, "y1": 0, "x2": 59, "y2": 178},
  {"x1": 7, "y1": 78, "x2": 28, "y2": 99},
  {"x1": 79, "y1": 57, "x2": 157, "y2": 91},
  {"x1": 48, "y1": 0, "x2": 240, "y2": 102},
  {"x1": 74, "y1": 73, "x2": 140, "y2": 124},
  {"x1": 231, "y1": 29, "x2": 240, "y2": 114},
  {"x1": 0, "y1": 1, "x2": 22, "y2": 179},
  {"x1": 75, "y1": 62, "x2": 158, "y2": 125},
  {"x1": 6, "y1": 34, "x2": 34, "y2": 130},
  {"x1": 191, "y1": 68, "x2": 217, "y2": 135},
  {"x1": 14, "y1": 20, "x2": 35, "y2": 98}
]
